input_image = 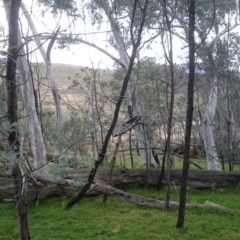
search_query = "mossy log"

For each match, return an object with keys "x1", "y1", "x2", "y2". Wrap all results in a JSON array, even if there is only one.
[{"x1": 1, "y1": 169, "x2": 240, "y2": 203}]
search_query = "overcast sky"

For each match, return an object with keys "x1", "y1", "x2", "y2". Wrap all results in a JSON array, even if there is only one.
[{"x1": 0, "y1": 1, "x2": 187, "y2": 69}]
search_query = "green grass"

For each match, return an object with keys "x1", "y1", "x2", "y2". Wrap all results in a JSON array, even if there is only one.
[{"x1": 1, "y1": 186, "x2": 240, "y2": 240}]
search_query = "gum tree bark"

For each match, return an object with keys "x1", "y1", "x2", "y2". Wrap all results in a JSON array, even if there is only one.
[
  {"x1": 17, "y1": 49, "x2": 48, "y2": 174},
  {"x1": 199, "y1": 42, "x2": 220, "y2": 171},
  {"x1": 21, "y1": 2, "x2": 62, "y2": 127},
  {"x1": 201, "y1": 76, "x2": 220, "y2": 170},
  {"x1": 4, "y1": 0, "x2": 31, "y2": 238}
]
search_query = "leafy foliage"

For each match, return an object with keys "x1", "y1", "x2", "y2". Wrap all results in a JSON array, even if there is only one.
[{"x1": 38, "y1": 0, "x2": 78, "y2": 15}]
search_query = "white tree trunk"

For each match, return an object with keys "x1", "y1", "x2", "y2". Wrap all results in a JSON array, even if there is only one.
[
  {"x1": 201, "y1": 77, "x2": 221, "y2": 170},
  {"x1": 101, "y1": 2, "x2": 157, "y2": 167},
  {"x1": 3, "y1": 0, "x2": 47, "y2": 174},
  {"x1": 21, "y1": 2, "x2": 62, "y2": 127},
  {"x1": 17, "y1": 52, "x2": 48, "y2": 174}
]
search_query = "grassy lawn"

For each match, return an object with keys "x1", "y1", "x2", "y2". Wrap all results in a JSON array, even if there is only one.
[{"x1": 1, "y1": 186, "x2": 240, "y2": 240}]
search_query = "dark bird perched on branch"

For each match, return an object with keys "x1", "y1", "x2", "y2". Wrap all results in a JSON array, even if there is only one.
[
  {"x1": 123, "y1": 105, "x2": 141, "y2": 126},
  {"x1": 128, "y1": 105, "x2": 133, "y2": 118},
  {"x1": 122, "y1": 115, "x2": 141, "y2": 126},
  {"x1": 152, "y1": 149, "x2": 160, "y2": 165}
]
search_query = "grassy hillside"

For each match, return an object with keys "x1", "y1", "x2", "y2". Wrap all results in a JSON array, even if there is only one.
[{"x1": 35, "y1": 63, "x2": 114, "y2": 109}]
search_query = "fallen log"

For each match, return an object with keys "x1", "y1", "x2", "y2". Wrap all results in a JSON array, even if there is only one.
[
  {"x1": 1, "y1": 172, "x2": 237, "y2": 215},
  {"x1": 96, "y1": 184, "x2": 238, "y2": 215},
  {"x1": 1, "y1": 168, "x2": 240, "y2": 203},
  {"x1": 100, "y1": 168, "x2": 240, "y2": 188}
]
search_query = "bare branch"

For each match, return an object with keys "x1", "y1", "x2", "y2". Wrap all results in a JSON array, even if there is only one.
[
  {"x1": 46, "y1": 27, "x2": 61, "y2": 62},
  {"x1": 77, "y1": 38, "x2": 126, "y2": 69}
]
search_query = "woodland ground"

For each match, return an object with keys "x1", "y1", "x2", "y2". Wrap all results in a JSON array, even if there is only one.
[{"x1": 1, "y1": 185, "x2": 240, "y2": 240}]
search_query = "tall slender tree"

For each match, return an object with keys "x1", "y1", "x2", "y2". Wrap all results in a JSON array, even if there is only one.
[
  {"x1": 161, "y1": 0, "x2": 176, "y2": 210},
  {"x1": 176, "y1": 0, "x2": 195, "y2": 229},
  {"x1": 21, "y1": 2, "x2": 63, "y2": 127},
  {"x1": 3, "y1": 0, "x2": 48, "y2": 175},
  {"x1": 4, "y1": 0, "x2": 30, "y2": 238}
]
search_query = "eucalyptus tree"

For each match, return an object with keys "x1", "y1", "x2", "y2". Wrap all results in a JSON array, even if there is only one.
[
  {"x1": 64, "y1": 66, "x2": 113, "y2": 159},
  {"x1": 32, "y1": 0, "x2": 155, "y2": 166},
  {"x1": 112, "y1": 58, "x2": 169, "y2": 145},
  {"x1": 76, "y1": 0, "x2": 162, "y2": 167},
  {"x1": 195, "y1": 0, "x2": 240, "y2": 170},
  {"x1": 211, "y1": 35, "x2": 240, "y2": 170},
  {"x1": 160, "y1": 0, "x2": 176, "y2": 210},
  {"x1": 21, "y1": 2, "x2": 63, "y2": 127},
  {"x1": 163, "y1": 0, "x2": 240, "y2": 170}
]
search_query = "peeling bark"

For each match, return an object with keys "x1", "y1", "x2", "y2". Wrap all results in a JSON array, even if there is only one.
[
  {"x1": 201, "y1": 77, "x2": 220, "y2": 170},
  {"x1": 17, "y1": 52, "x2": 48, "y2": 174}
]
